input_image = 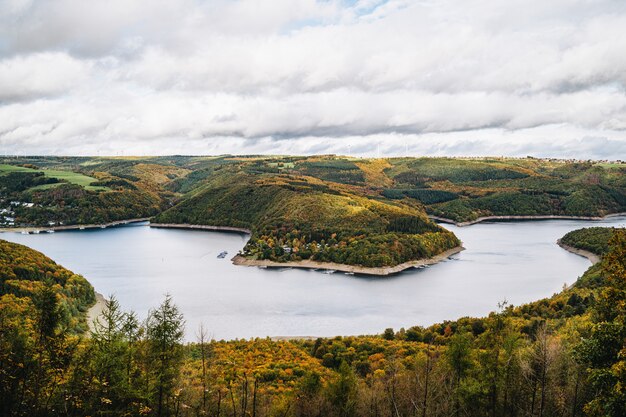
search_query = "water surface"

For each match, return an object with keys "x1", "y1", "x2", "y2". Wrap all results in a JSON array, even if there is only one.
[{"x1": 3, "y1": 217, "x2": 625, "y2": 340}]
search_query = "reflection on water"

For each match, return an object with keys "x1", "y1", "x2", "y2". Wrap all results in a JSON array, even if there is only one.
[{"x1": 3, "y1": 216, "x2": 625, "y2": 340}]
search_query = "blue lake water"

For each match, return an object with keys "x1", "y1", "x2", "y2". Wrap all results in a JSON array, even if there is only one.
[{"x1": 3, "y1": 216, "x2": 625, "y2": 340}]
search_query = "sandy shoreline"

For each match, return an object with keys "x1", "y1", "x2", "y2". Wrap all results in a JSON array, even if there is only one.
[
  {"x1": 429, "y1": 212, "x2": 626, "y2": 227},
  {"x1": 0, "y1": 217, "x2": 150, "y2": 233},
  {"x1": 232, "y1": 246, "x2": 465, "y2": 276},
  {"x1": 149, "y1": 223, "x2": 251, "y2": 234},
  {"x1": 86, "y1": 292, "x2": 107, "y2": 332},
  {"x1": 556, "y1": 240, "x2": 601, "y2": 265}
]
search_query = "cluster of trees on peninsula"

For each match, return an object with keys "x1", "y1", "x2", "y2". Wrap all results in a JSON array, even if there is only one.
[
  {"x1": 1, "y1": 227, "x2": 625, "y2": 416},
  {"x1": 560, "y1": 227, "x2": 619, "y2": 256},
  {"x1": 152, "y1": 170, "x2": 459, "y2": 268}
]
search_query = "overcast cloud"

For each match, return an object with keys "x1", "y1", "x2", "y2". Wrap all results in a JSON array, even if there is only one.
[{"x1": 0, "y1": 0, "x2": 625, "y2": 158}]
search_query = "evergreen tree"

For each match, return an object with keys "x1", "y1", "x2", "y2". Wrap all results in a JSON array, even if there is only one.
[
  {"x1": 446, "y1": 331, "x2": 473, "y2": 417},
  {"x1": 327, "y1": 361, "x2": 358, "y2": 417},
  {"x1": 89, "y1": 295, "x2": 138, "y2": 413},
  {"x1": 146, "y1": 295, "x2": 185, "y2": 417}
]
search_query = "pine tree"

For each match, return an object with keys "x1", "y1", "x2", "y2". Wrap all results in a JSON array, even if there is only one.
[
  {"x1": 89, "y1": 295, "x2": 135, "y2": 413},
  {"x1": 446, "y1": 331, "x2": 473, "y2": 417},
  {"x1": 146, "y1": 294, "x2": 185, "y2": 417},
  {"x1": 327, "y1": 361, "x2": 358, "y2": 417}
]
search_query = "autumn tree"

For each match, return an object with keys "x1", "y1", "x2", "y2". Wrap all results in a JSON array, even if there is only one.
[{"x1": 577, "y1": 229, "x2": 626, "y2": 416}]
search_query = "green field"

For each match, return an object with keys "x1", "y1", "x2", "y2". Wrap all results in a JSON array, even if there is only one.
[
  {"x1": 0, "y1": 164, "x2": 37, "y2": 174},
  {"x1": 0, "y1": 164, "x2": 108, "y2": 191},
  {"x1": 596, "y1": 162, "x2": 626, "y2": 169}
]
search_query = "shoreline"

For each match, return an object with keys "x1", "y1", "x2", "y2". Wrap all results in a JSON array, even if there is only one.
[
  {"x1": 86, "y1": 292, "x2": 106, "y2": 332},
  {"x1": 232, "y1": 245, "x2": 465, "y2": 276},
  {"x1": 0, "y1": 217, "x2": 150, "y2": 233},
  {"x1": 556, "y1": 239, "x2": 601, "y2": 265},
  {"x1": 429, "y1": 212, "x2": 626, "y2": 227},
  {"x1": 149, "y1": 223, "x2": 251, "y2": 234}
]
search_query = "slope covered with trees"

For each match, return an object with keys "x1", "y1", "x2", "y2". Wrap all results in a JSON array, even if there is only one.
[
  {"x1": 153, "y1": 167, "x2": 459, "y2": 268},
  {"x1": 3, "y1": 155, "x2": 624, "y2": 230},
  {"x1": 0, "y1": 239, "x2": 95, "y2": 333},
  {"x1": 386, "y1": 158, "x2": 626, "y2": 222},
  {"x1": 1, "y1": 227, "x2": 624, "y2": 416},
  {"x1": 560, "y1": 226, "x2": 619, "y2": 256},
  {"x1": 0, "y1": 158, "x2": 170, "y2": 227},
  {"x1": 2, "y1": 155, "x2": 624, "y2": 269}
]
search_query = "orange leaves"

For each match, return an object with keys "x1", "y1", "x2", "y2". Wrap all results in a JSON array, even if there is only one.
[
  {"x1": 185, "y1": 339, "x2": 329, "y2": 392},
  {"x1": 0, "y1": 239, "x2": 95, "y2": 333}
]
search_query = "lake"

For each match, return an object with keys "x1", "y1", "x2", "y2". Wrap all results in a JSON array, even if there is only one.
[{"x1": 3, "y1": 216, "x2": 625, "y2": 340}]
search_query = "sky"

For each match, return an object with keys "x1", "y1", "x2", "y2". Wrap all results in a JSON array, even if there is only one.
[{"x1": 0, "y1": 0, "x2": 625, "y2": 158}]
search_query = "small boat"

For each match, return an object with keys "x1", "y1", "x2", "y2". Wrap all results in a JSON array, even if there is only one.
[
  {"x1": 100, "y1": 225, "x2": 106, "y2": 229},
  {"x1": 258, "y1": 265, "x2": 268, "y2": 269},
  {"x1": 322, "y1": 269, "x2": 336, "y2": 274},
  {"x1": 79, "y1": 226, "x2": 85, "y2": 230},
  {"x1": 46, "y1": 230, "x2": 55, "y2": 234},
  {"x1": 21, "y1": 231, "x2": 29, "y2": 235},
  {"x1": 345, "y1": 272, "x2": 354, "y2": 276},
  {"x1": 217, "y1": 251, "x2": 228, "y2": 259},
  {"x1": 32, "y1": 230, "x2": 40, "y2": 234}
]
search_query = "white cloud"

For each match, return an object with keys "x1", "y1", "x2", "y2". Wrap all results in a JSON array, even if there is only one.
[
  {"x1": 0, "y1": 0, "x2": 625, "y2": 157},
  {"x1": 0, "y1": 53, "x2": 89, "y2": 100}
]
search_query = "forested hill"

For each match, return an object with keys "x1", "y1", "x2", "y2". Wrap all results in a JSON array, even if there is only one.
[
  {"x1": 560, "y1": 226, "x2": 620, "y2": 256},
  {"x1": 152, "y1": 169, "x2": 460, "y2": 268},
  {"x1": 2, "y1": 156, "x2": 624, "y2": 229},
  {"x1": 1, "y1": 155, "x2": 625, "y2": 268},
  {"x1": 385, "y1": 157, "x2": 626, "y2": 222},
  {"x1": 0, "y1": 161, "x2": 165, "y2": 227},
  {"x1": 1, "y1": 227, "x2": 625, "y2": 416},
  {"x1": 0, "y1": 239, "x2": 95, "y2": 334}
]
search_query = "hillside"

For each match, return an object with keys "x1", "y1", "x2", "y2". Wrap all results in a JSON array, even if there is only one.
[
  {"x1": 0, "y1": 239, "x2": 95, "y2": 334},
  {"x1": 3, "y1": 156, "x2": 625, "y2": 229},
  {"x1": 560, "y1": 226, "x2": 619, "y2": 256},
  {"x1": 385, "y1": 158, "x2": 626, "y2": 222},
  {"x1": 0, "y1": 159, "x2": 168, "y2": 227},
  {"x1": 153, "y1": 167, "x2": 460, "y2": 268},
  {"x1": 1, "y1": 227, "x2": 624, "y2": 416},
  {"x1": 2, "y1": 155, "x2": 625, "y2": 269}
]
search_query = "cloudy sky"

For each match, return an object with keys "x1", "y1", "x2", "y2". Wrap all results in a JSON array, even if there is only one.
[{"x1": 1, "y1": 0, "x2": 625, "y2": 158}]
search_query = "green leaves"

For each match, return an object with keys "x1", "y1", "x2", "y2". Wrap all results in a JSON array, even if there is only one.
[{"x1": 576, "y1": 230, "x2": 626, "y2": 417}]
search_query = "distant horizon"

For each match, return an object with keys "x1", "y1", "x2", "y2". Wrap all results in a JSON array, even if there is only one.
[{"x1": 1, "y1": 153, "x2": 624, "y2": 163}]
